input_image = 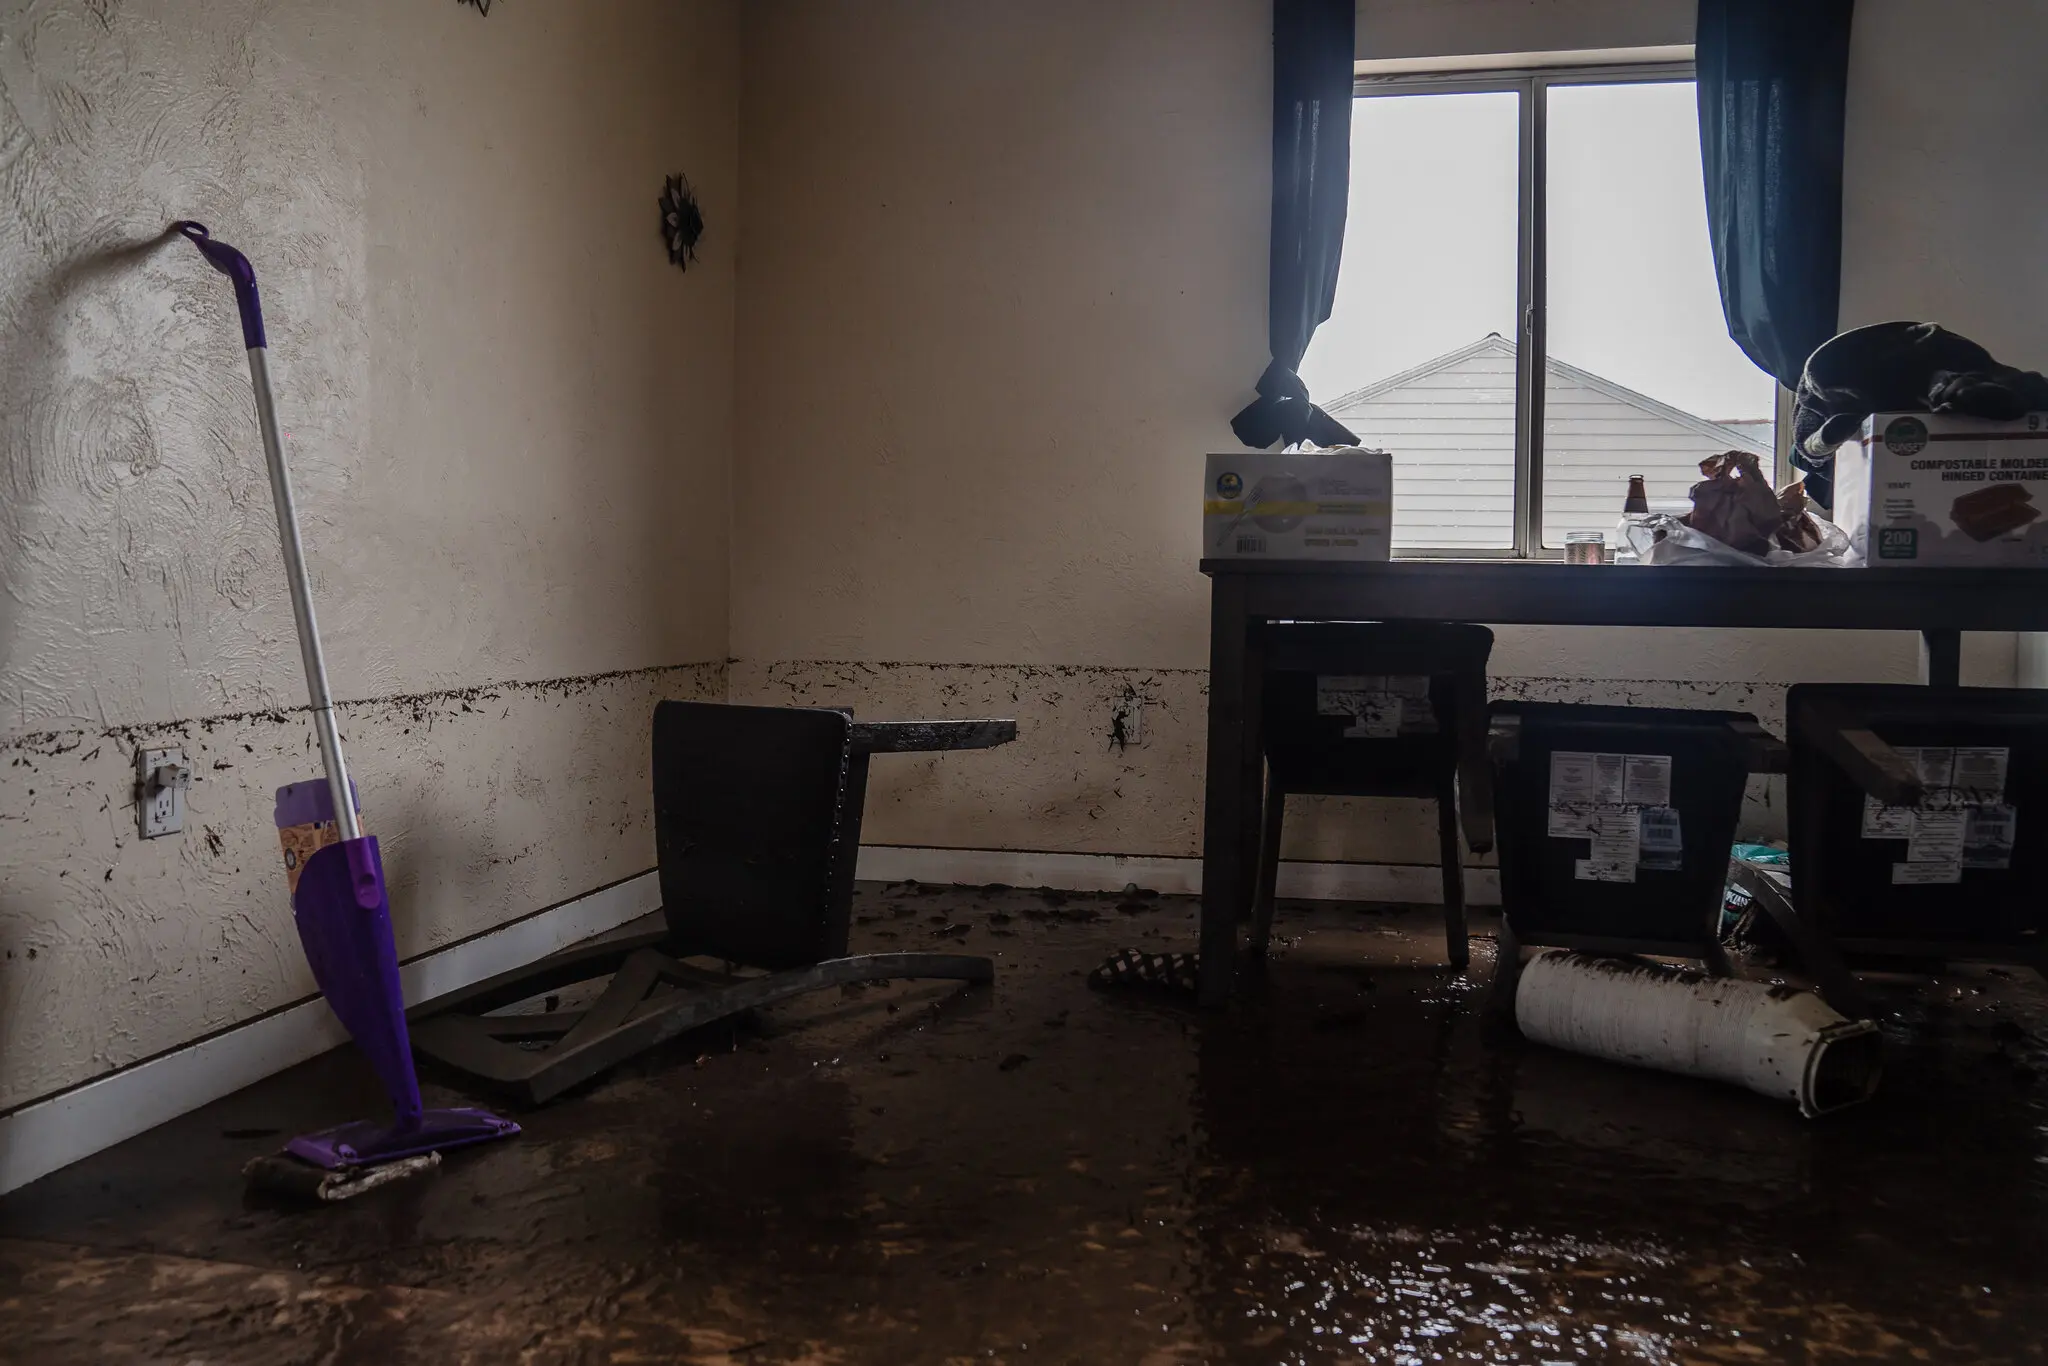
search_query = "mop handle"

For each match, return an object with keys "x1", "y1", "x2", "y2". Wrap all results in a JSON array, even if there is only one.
[{"x1": 175, "y1": 222, "x2": 361, "y2": 845}]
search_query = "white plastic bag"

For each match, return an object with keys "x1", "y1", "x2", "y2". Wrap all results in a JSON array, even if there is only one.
[
  {"x1": 1623, "y1": 512, "x2": 1861, "y2": 568},
  {"x1": 1280, "y1": 440, "x2": 1392, "y2": 457}
]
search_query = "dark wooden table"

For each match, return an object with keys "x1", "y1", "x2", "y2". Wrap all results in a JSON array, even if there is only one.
[{"x1": 1197, "y1": 559, "x2": 2048, "y2": 1005}]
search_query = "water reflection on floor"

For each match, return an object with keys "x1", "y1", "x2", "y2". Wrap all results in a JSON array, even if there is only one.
[{"x1": 4, "y1": 884, "x2": 2046, "y2": 1363}]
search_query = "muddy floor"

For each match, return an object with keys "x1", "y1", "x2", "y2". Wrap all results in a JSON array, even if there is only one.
[{"x1": 4, "y1": 883, "x2": 2047, "y2": 1364}]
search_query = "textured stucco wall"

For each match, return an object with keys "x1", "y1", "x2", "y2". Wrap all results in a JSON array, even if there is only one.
[
  {"x1": 732, "y1": 0, "x2": 2018, "y2": 870},
  {"x1": 0, "y1": 0, "x2": 739, "y2": 1109},
  {"x1": 0, "y1": 663, "x2": 723, "y2": 1110}
]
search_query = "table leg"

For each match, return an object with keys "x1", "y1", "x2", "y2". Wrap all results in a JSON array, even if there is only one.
[
  {"x1": 1487, "y1": 916, "x2": 1524, "y2": 1020},
  {"x1": 824, "y1": 750, "x2": 872, "y2": 958},
  {"x1": 1199, "y1": 577, "x2": 1255, "y2": 1007},
  {"x1": 1238, "y1": 623, "x2": 1267, "y2": 915},
  {"x1": 1920, "y1": 629, "x2": 1961, "y2": 687},
  {"x1": 1248, "y1": 772, "x2": 1285, "y2": 959}
]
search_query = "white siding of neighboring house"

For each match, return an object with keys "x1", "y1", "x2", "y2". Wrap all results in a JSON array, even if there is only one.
[{"x1": 1325, "y1": 336, "x2": 1771, "y2": 552}]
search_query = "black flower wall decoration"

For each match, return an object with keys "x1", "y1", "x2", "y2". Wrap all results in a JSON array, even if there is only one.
[
  {"x1": 660, "y1": 174, "x2": 705, "y2": 271},
  {"x1": 459, "y1": 0, "x2": 491, "y2": 13}
]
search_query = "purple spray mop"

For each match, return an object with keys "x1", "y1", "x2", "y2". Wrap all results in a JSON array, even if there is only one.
[{"x1": 175, "y1": 221, "x2": 517, "y2": 1170}]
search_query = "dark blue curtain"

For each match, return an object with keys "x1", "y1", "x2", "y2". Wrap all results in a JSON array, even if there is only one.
[
  {"x1": 1231, "y1": 0, "x2": 1358, "y2": 450},
  {"x1": 1696, "y1": 0, "x2": 1855, "y2": 391}
]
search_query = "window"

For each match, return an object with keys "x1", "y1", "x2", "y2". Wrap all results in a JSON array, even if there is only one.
[{"x1": 1298, "y1": 61, "x2": 1781, "y2": 557}]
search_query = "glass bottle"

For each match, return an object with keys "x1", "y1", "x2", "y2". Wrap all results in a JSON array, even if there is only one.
[
  {"x1": 1616, "y1": 474, "x2": 1653, "y2": 563},
  {"x1": 1624, "y1": 474, "x2": 1650, "y2": 515}
]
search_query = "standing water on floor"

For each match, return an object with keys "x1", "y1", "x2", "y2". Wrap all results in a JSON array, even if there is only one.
[{"x1": 3, "y1": 885, "x2": 2047, "y2": 1363}]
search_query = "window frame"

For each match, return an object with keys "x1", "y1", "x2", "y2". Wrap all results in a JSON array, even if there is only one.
[{"x1": 1353, "y1": 60, "x2": 1712, "y2": 559}]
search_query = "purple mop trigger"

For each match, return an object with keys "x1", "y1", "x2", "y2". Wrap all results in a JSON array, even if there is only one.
[
  {"x1": 171, "y1": 221, "x2": 266, "y2": 349},
  {"x1": 344, "y1": 841, "x2": 384, "y2": 910}
]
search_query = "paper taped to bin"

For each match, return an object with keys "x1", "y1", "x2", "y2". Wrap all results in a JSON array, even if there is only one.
[
  {"x1": 1962, "y1": 804, "x2": 2017, "y2": 869},
  {"x1": 1622, "y1": 755, "x2": 1672, "y2": 806},
  {"x1": 1316, "y1": 675, "x2": 1435, "y2": 738},
  {"x1": 1638, "y1": 806, "x2": 1684, "y2": 871},
  {"x1": 1893, "y1": 861, "x2": 1963, "y2": 886},
  {"x1": 1547, "y1": 750, "x2": 1680, "y2": 880},
  {"x1": 1907, "y1": 809, "x2": 1967, "y2": 865},
  {"x1": 1857, "y1": 743, "x2": 2017, "y2": 882},
  {"x1": 1589, "y1": 807, "x2": 1640, "y2": 866},
  {"x1": 1547, "y1": 751, "x2": 1671, "y2": 831},
  {"x1": 1953, "y1": 747, "x2": 2010, "y2": 801},
  {"x1": 1861, "y1": 797, "x2": 1916, "y2": 840},
  {"x1": 1547, "y1": 752, "x2": 1616, "y2": 836}
]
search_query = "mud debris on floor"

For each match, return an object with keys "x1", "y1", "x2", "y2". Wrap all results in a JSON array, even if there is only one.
[{"x1": 3, "y1": 881, "x2": 2047, "y2": 1364}]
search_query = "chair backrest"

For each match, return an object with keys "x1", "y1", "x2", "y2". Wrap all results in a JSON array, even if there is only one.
[
  {"x1": 653, "y1": 701, "x2": 854, "y2": 968},
  {"x1": 1788, "y1": 683, "x2": 2048, "y2": 949}
]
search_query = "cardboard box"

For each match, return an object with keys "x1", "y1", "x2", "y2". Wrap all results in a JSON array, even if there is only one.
[
  {"x1": 1203, "y1": 450, "x2": 1392, "y2": 561},
  {"x1": 1836, "y1": 412, "x2": 2048, "y2": 566}
]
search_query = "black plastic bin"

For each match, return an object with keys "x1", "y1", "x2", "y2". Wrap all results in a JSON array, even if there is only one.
[
  {"x1": 1492, "y1": 702, "x2": 1760, "y2": 954},
  {"x1": 1788, "y1": 684, "x2": 2048, "y2": 953}
]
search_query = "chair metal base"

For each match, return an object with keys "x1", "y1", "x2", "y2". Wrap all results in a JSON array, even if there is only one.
[
  {"x1": 410, "y1": 933, "x2": 993, "y2": 1106},
  {"x1": 409, "y1": 705, "x2": 1013, "y2": 1105}
]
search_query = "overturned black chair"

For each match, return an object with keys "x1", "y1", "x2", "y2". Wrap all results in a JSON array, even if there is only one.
[
  {"x1": 1754, "y1": 684, "x2": 2048, "y2": 1013},
  {"x1": 1249, "y1": 622, "x2": 1495, "y2": 968},
  {"x1": 408, "y1": 702, "x2": 1016, "y2": 1104}
]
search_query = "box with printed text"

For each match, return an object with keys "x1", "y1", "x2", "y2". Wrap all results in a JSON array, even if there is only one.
[
  {"x1": 1202, "y1": 450, "x2": 1393, "y2": 561},
  {"x1": 1834, "y1": 411, "x2": 2048, "y2": 566}
]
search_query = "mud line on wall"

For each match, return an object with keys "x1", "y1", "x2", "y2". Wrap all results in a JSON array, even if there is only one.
[
  {"x1": 3, "y1": 661, "x2": 733, "y2": 755},
  {"x1": 0, "y1": 661, "x2": 725, "y2": 1109},
  {"x1": 729, "y1": 660, "x2": 1792, "y2": 864},
  {"x1": 0, "y1": 655, "x2": 1795, "y2": 1109}
]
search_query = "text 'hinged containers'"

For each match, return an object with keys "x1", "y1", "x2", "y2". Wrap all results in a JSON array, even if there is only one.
[
  {"x1": 1834, "y1": 412, "x2": 2048, "y2": 566},
  {"x1": 1788, "y1": 684, "x2": 2048, "y2": 952},
  {"x1": 1492, "y1": 703, "x2": 1758, "y2": 951}
]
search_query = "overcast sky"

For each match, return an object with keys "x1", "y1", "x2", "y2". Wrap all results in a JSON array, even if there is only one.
[{"x1": 1300, "y1": 81, "x2": 1777, "y2": 425}]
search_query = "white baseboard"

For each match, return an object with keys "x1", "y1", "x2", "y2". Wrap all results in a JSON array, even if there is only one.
[
  {"x1": 0, "y1": 870, "x2": 660, "y2": 1197},
  {"x1": 854, "y1": 844, "x2": 1501, "y2": 906},
  {"x1": 0, "y1": 846, "x2": 1492, "y2": 1195}
]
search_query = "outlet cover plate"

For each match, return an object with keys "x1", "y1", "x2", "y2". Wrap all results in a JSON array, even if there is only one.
[
  {"x1": 136, "y1": 747, "x2": 187, "y2": 839},
  {"x1": 1111, "y1": 694, "x2": 1144, "y2": 749}
]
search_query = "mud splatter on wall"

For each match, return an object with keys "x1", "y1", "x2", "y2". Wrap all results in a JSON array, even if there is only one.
[
  {"x1": 0, "y1": 0, "x2": 739, "y2": 1110},
  {"x1": 728, "y1": 659, "x2": 1869, "y2": 869},
  {"x1": 0, "y1": 664, "x2": 724, "y2": 1109}
]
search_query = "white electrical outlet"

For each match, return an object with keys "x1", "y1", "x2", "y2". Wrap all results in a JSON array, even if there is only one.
[
  {"x1": 135, "y1": 748, "x2": 190, "y2": 839},
  {"x1": 1110, "y1": 692, "x2": 1144, "y2": 750}
]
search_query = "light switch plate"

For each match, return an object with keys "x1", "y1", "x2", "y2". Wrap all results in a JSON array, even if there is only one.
[{"x1": 136, "y1": 747, "x2": 189, "y2": 839}]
